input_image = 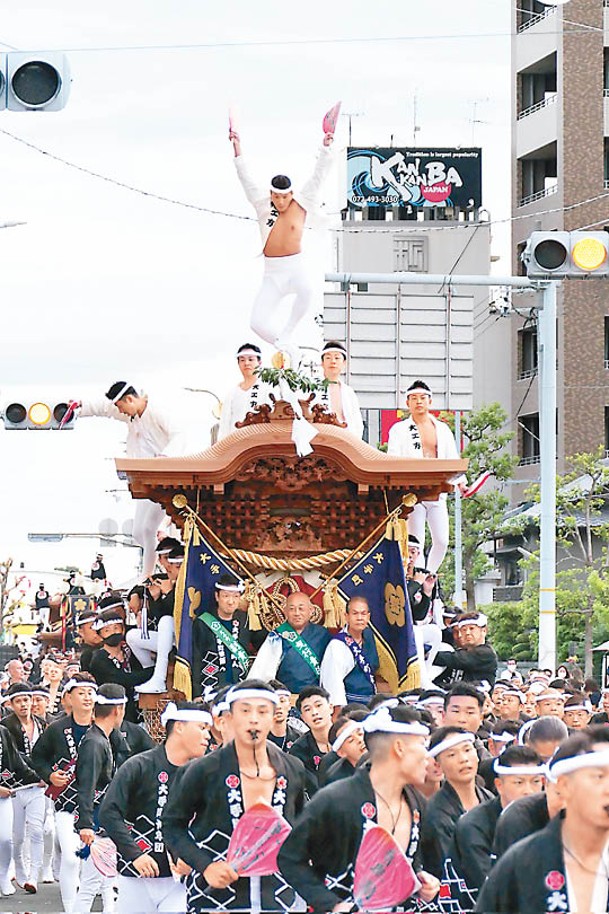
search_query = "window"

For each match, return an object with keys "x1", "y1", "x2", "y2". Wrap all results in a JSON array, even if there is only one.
[
  {"x1": 605, "y1": 407, "x2": 609, "y2": 458},
  {"x1": 519, "y1": 326, "x2": 538, "y2": 379},
  {"x1": 604, "y1": 316, "x2": 609, "y2": 368},
  {"x1": 520, "y1": 414, "x2": 540, "y2": 465}
]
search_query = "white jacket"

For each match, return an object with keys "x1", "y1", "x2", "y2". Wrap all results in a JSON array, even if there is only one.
[
  {"x1": 79, "y1": 394, "x2": 192, "y2": 458},
  {"x1": 387, "y1": 414, "x2": 467, "y2": 491},
  {"x1": 311, "y1": 379, "x2": 364, "y2": 439},
  {"x1": 234, "y1": 145, "x2": 334, "y2": 249},
  {"x1": 218, "y1": 381, "x2": 273, "y2": 441}
]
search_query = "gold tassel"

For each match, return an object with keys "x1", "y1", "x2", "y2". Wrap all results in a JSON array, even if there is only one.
[
  {"x1": 172, "y1": 658, "x2": 192, "y2": 700},
  {"x1": 244, "y1": 582, "x2": 263, "y2": 632},
  {"x1": 323, "y1": 578, "x2": 347, "y2": 630}
]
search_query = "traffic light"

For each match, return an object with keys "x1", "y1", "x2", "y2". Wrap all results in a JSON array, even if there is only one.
[
  {"x1": 1, "y1": 401, "x2": 76, "y2": 430},
  {"x1": 4, "y1": 52, "x2": 70, "y2": 112},
  {"x1": 523, "y1": 231, "x2": 609, "y2": 279}
]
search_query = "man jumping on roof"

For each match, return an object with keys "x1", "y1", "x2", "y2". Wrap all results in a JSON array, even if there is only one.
[{"x1": 230, "y1": 119, "x2": 334, "y2": 369}]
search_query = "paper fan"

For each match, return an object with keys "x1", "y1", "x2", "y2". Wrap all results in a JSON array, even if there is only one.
[
  {"x1": 353, "y1": 825, "x2": 421, "y2": 911},
  {"x1": 462, "y1": 470, "x2": 491, "y2": 498},
  {"x1": 322, "y1": 101, "x2": 341, "y2": 136},
  {"x1": 227, "y1": 803, "x2": 291, "y2": 877},
  {"x1": 90, "y1": 837, "x2": 118, "y2": 878}
]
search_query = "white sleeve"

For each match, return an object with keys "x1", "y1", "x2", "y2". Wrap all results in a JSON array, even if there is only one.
[
  {"x1": 234, "y1": 155, "x2": 267, "y2": 208},
  {"x1": 343, "y1": 385, "x2": 364, "y2": 440},
  {"x1": 438, "y1": 421, "x2": 467, "y2": 484},
  {"x1": 319, "y1": 639, "x2": 354, "y2": 708},
  {"x1": 217, "y1": 389, "x2": 233, "y2": 441},
  {"x1": 300, "y1": 145, "x2": 334, "y2": 204},
  {"x1": 149, "y1": 401, "x2": 192, "y2": 458},
  {"x1": 78, "y1": 397, "x2": 130, "y2": 424},
  {"x1": 248, "y1": 635, "x2": 283, "y2": 683},
  {"x1": 387, "y1": 422, "x2": 405, "y2": 456}
]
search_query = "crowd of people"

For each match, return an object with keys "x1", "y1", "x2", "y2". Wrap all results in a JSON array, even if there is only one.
[{"x1": 2, "y1": 567, "x2": 609, "y2": 913}]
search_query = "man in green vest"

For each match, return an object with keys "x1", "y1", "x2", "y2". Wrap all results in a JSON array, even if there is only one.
[{"x1": 192, "y1": 575, "x2": 263, "y2": 699}]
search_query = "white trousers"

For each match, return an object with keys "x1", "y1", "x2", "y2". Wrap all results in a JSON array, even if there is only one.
[
  {"x1": 414, "y1": 624, "x2": 444, "y2": 688},
  {"x1": 0, "y1": 796, "x2": 13, "y2": 889},
  {"x1": 408, "y1": 499, "x2": 450, "y2": 574},
  {"x1": 55, "y1": 810, "x2": 81, "y2": 913},
  {"x1": 126, "y1": 616, "x2": 175, "y2": 685},
  {"x1": 250, "y1": 254, "x2": 313, "y2": 349},
  {"x1": 75, "y1": 854, "x2": 116, "y2": 912},
  {"x1": 12, "y1": 785, "x2": 45, "y2": 884},
  {"x1": 132, "y1": 500, "x2": 166, "y2": 577},
  {"x1": 117, "y1": 875, "x2": 186, "y2": 913}
]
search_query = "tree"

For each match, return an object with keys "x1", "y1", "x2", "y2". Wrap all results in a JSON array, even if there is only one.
[
  {"x1": 505, "y1": 447, "x2": 609, "y2": 677},
  {"x1": 438, "y1": 403, "x2": 518, "y2": 610}
]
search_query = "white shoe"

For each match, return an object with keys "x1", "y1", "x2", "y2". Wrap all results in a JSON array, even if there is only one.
[
  {"x1": 135, "y1": 677, "x2": 167, "y2": 694},
  {"x1": 0, "y1": 881, "x2": 15, "y2": 896},
  {"x1": 24, "y1": 881, "x2": 37, "y2": 894},
  {"x1": 42, "y1": 869, "x2": 54, "y2": 884}
]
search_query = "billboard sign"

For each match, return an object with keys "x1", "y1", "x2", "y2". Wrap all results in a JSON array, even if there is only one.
[{"x1": 347, "y1": 147, "x2": 482, "y2": 209}]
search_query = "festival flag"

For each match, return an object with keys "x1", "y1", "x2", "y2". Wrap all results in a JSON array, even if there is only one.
[
  {"x1": 336, "y1": 534, "x2": 420, "y2": 692},
  {"x1": 172, "y1": 518, "x2": 239, "y2": 699}
]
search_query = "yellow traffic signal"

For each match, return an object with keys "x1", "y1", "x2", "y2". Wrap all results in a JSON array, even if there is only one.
[
  {"x1": 1, "y1": 400, "x2": 76, "y2": 430},
  {"x1": 523, "y1": 231, "x2": 609, "y2": 279}
]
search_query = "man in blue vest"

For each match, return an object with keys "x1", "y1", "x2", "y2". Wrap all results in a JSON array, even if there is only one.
[
  {"x1": 320, "y1": 597, "x2": 379, "y2": 711},
  {"x1": 249, "y1": 592, "x2": 331, "y2": 699}
]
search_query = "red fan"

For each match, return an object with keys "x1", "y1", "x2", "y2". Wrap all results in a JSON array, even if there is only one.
[
  {"x1": 227, "y1": 803, "x2": 291, "y2": 877},
  {"x1": 44, "y1": 760, "x2": 76, "y2": 801},
  {"x1": 90, "y1": 837, "x2": 118, "y2": 878},
  {"x1": 322, "y1": 101, "x2": 341, "y2": 136},
  {"x1": 59, "y1": 400, "x2": 79, "y2": 429},
  {"x1": 353, "y1": 826, "x2": 421, "y2": 911},
  {"x1": 462, "y1": 470, "x2": 491, "y2": 498}
]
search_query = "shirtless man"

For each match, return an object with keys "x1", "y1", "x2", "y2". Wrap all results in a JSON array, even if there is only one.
[
  {"x1": 313, "y1": 341, "x2": 364, "y2": 438},
  {"x1": 218, "y1": 343, "x2": 272, "y2": 439},
  {"x1": 230, "y1": 125, "x2": 334, "y2": 369},
  {"x1": 387, "y1": 380, "x2": 467, "y2": 573}
]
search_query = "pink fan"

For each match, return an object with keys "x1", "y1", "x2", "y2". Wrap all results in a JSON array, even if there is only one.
[
  {"x1": 90, "y1": 837, "x2": 118, "y2": 878},
  {"x1": 462, "y1": 470, "x2": 491, "y2": 498},
  {"x1": 59, "y1": 400, "x2": 79, "y2": 429},
  {"x1": 227, "y1": 803, "x2": 291, "y2": 877},
  {"x1": 322, "y1": 101, "x2": 341, "y2": 136},
  {"x1": 353, "y1": 826, "x2": 421, "y2": 911},
  {"x1": 229, "y1": 104, "x2": 239, "y2": 137}
]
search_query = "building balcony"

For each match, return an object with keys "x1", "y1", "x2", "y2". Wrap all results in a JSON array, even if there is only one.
[
  {"x1": 516, "y1": 95, "x2": 558, "y2": 159},
  {"x1": 515, "y1": 7, "x2": 557, "y2": 73},
  {"x1": 517, "y1": 183, "x2": 558, "y2": 209},
  {"x1": 605, "y1": 94, "x2": 609, "y2": 136}
]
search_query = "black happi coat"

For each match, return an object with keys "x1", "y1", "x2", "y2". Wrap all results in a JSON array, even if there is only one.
[
  {"x1": 434, "y1": 643, "x2": 498, "y2": 688},
  {"x1": 491, "y1": 790, "x2": 550, "y2": 860},
  {"x1": 162, "y1": 740, "x2": 307, "y2": 912},
  {"x1": 75, "y1": 723, "x2": 115, "y2": 830},
  {"x1": 421, "y1": 780, "x2": 493, "y2": 879},
  {"x1": 452, "y1": 795, "x2": 503, "y2": 891},
  {"x1": 278, "y1": 765, "x2": 426, "y2": 913},
  {"x1": 191, "y1": 610, "x2": 255, "y2": 698},
  {"x1": 2, "y1": 712, "x2": 47, "y2": 759},
  {"x1": 288, "y1": 730, "x2": 328, "y2": 795},
  {"x1": 476, "y1": 814, "x2": 609, "y2": 914},
  {"x1": 90, "y1": 647, "x2": 150, "y2": 723},
  {"x1": 110, "y1": 720, "x2": 156, "y2": 769},
  {"x1": 99, "y1": 745, "x2": 178, "y2": 878},
  {"x1": 267, "y1": 722, "x2": 301, "y2": 753},
  {"x1": 320, "y1": 756, "x2": 355, "y2": 787},
  {"x1": 0, "y1": 724, "x2": 39, "y2": 789},
  {"x1": 31, "y1": 713, "x2": 90, "y2": 813}
]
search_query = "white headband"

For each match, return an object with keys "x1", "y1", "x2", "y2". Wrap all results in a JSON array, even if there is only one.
[
  {"x1": 456, "y1": 614, "x2": 488, "y2": 628},
  {"x1": 417, "y1": 697, "x2": 445, "y2": 708},
  {"x1": 535, "y1": 692, "x2": 565, "y2": 704},
  {"x1": 362, "y1": 705, "x2": 429, "y2": 737},
  {"x1": 275, "y1": 690, "x2": 291, "y2": 699},
  {"x1": 213, "y1": 700, "x2": 229, "y2": 715},
  {"x1": 215, "y1": 583, "x2": 244, "y2": 593},
  {"x1": 95, "y1": 693, "x2": 127, "y2": 705},
  {"x1": 156, "y1": 546, "x2": 175, "y2": 556},
  {"x1": 270, "y1": 183, "x2": 292, "y2": 195},
  {"x1": 493, "y1": 761, "x2": 547, "y2": 777},
  {"x1": 225, "y1": 687, "x2": 279, "y2": 706},
  {"x1": 491, "y1": 731, "x2": 517, "y2": 744},
  {"x1": 111, "y1": 382, "x2": 132, "y2": 404},
  {"x1": 501, "y1": 691, "x2": 525, "y2": 704},
  {"x1": 160, "y1": 702, "x2": 213, "y2": 727},
  {"x1": 322, "y1": 347, "x2": 347, "y2": 357},
  {"x1": 429, "y1": 732, "x2": 475, "y2": 759},
  {"x1": 517, "y1": 719, "x2": 536, "y2": 745},
  {"x1": 166, "y1": 556, "x2": 184, "y2": 564},
  {"x1": 92, "y1": 616, "x2": 123, "y2": 631},
  {"x1": 237, "y1": 348, "x2": 261, "y2": 358},
  {"x1": 407, "y1": 387, "x2": 432, "y2": 397},
  {"x1": 547, "y1": 749, "x2": 609, "y2": 782},
  {"x1": 563, "y1": 704, "x2": 591, "y2": 713},
  {"x1": 63, "y1": 679, "x2": 98, "y2": 696},
  {"x1": 332, "y1": 720, "x2": 363, "y2": 753}
]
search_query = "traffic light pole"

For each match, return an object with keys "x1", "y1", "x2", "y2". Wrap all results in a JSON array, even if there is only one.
[
  {"x1": 325, "y1": 269, "x2": 554, "y2": 667},
  {"x1": 537, "y1": 281, "x2": 557, "y2": 671}
]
